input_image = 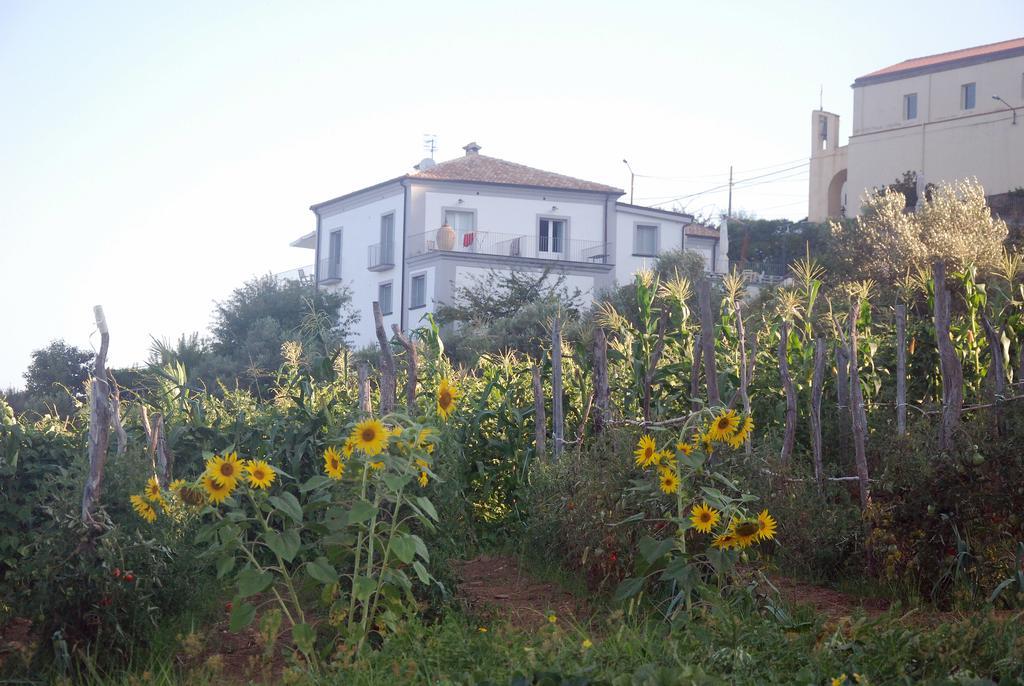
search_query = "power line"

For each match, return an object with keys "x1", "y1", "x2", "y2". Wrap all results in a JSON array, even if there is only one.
[
  {"x1": 630, "y1": 155, "x2": 809, "y2": 183},
  {"x1": 649, "y1": 163, "x2": 809, "y2": 208}
]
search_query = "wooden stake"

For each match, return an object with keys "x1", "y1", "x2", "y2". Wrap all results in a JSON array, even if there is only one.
[
  {"x1": 698, "y1": 279, "x2": 720, "y2": 406},
  {"x1": 532, "y1": 364, "x2": 546, "y2": 461},
  {"x1": 848, "y1": 302, "x2": 871, "y2": 510},
  {"x1": 689, "y1": 333, "x2": 702, "y2": 412},
  {"x1": 933, "y1": 262, "x2": 963, "y2": 452},
  {"x1": 810, "y1": 338, "x2": 826, "y2": 493},
  {"x1": 778, "y1": 321, "x2": 797, "y2": 466},
  {"x1": 734, "y1": 297, "x2": 752, "y2": 453},
  {"x1": 551, "y1": 313, "x2": 564, "y2": 460},
  {"x1": 391, "y1": 324, "x2": 418, "y2": 414},
  {"x1": 372, "y1": 301, "x2": 396, "y2": 415},
  {"x1": 593, "y1": 328, "x2": 609, "y2": 434},
  {"x1": 895, "y1": 302, "x2": 907, "y2": 436},
  {"x1": 81, "y1": 306, "x2": 111, "y2": 528},
  {"x1": 357, "y1": 361, "x2": 372, "y2": 414},
  {"x1": 981, "y1": 312, "x2": 1006, "y2": 435}
]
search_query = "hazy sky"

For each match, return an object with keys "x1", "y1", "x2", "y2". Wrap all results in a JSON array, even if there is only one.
[{"x1": 1, "y1": 0, "x2": 1021, "y2": 387}]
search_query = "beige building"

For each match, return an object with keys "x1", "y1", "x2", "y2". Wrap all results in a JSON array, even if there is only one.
[{"x1": 809, "y1": 37, "x2": 1024, "y2": 222}]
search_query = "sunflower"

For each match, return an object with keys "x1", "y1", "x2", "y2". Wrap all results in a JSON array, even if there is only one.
[
  {"x1": 729, "y1": 518, "x2": 761, "y2": 548},
  {"x1": 202, "y1": 473, "x2": 233, "y2": 504},
  {"x1": 436, "y1": 378, "x2": 459, "y2": 420},
  {"x1": 207, "y1": 453, "x2": 243, "y2": 490},
  {"x1": 169, "y1": 479, "x2": 186, "y2": 497},
  {"x1": 711, "y1": 532, "x2": 736, "y2": 550},
  {"x1": 660, "y1": 451, "x2": 677, "y2": 470},
  {"x1": 689, "y1": 502, "x2": 720, "y2": 534},
  {"x1": 350, "y1": 419, "x2": 389, "y2": 456},
  {"x1": 416, "y1": 428, "x2": 435, "y2": 454},
  {"x1": 342, "y1": 437, "x2": 356, "y2": 458},
  {"x1": 734, "y1": 415, "x2": 755, "y2": 443},
  {"x1": 245, "y1": 459, "x2": 276, "y2": 489},
  {"x1": 130, "y1": 494, "x2": 157, "y2": 523},
  {"x1": 179, "y1": 483, "x2": 207, "y2": 507},
  {"x1": 676, "y1": 441, "x2": 693, "y2": 456},
  {"x1": 755, "y1": 509, "x2": 777, "y2": 541},
  {"x1": 368, "y1": 460, "x2": 385, "y2": 470},
  {"x1": 416, "y1": 459, "x2": 429, "y2": 488},
  {"x1": 707, "y1": 409, "x2": 741, "y2": 442},
  {"x1": 633, "y1": 435, "x2": 659, "y2": 469},
  {"x1": 658, "y1": 468, "x2": 679, "y2": 494},
  {"x1": 323, "y1": 446, "x2": 345, "y2": 480},
  {"x1": 144, "y1": 476, "x2": 162, "y2": 502}
]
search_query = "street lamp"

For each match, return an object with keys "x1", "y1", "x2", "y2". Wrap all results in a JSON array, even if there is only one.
[
  {"x1": 622, "y1": 159, "x2": 635, "y2": 204},
  {"x1": 992, "y1": 95, "x2": 1018, "y2": 125}
]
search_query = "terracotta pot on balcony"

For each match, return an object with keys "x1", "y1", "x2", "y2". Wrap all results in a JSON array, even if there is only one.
[{"x1": 436, "y1": 222, "x2": 456, "y2": 251}]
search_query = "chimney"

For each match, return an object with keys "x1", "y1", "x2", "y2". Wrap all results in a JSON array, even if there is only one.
[{"x1": 463, "y1": 141, "x2": 481, "y2": 156}]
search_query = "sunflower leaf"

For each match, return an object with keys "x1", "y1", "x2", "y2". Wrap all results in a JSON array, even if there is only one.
[
  {"x1": 390, "y1": 534, "x2": 416, "y2": 564},
  {"x1": 265, "y1": 529, "x2": 301, "y2": 563},
  {"x1": 348, "y1": 499, "x2": 378, "y2": 525},
  {"x1": 613, "y1": 577, "x2": 645, "y2": 603},
  {"x1": 306, "y1": 557, "x2": 338, "y2": 585},
  {"x1": 638, "y1": 536, "x2": 673, "y2": 565},
  {"x1": 300, "y1": 475, "x2": 332, "y2": 493},
  {"x1": 216, "y1": 555, "x2": 235, "y2": 579},
  {"x1": 353, "y1": 575, "x2": 375, "y2": 601},
  {"x1": 413, "y1": 496, "x2": 438, "y2": 522},
  {"x1": 236, "y1": 566, "x2": 273, "y2": 597},
  {"x1": 292, "y1": 623, "x2": 316, "y2": 656},
  {"x1": 268, "y1": 493, "x2": 303, "y2": 524},
  {"x1": 412, "y1": 561, "x2": 431, "y2": 585},
  {"x1": 229, "y1": 600, "x2": 256, "y2": 632}
]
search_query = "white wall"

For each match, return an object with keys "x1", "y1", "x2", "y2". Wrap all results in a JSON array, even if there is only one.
[
  {"x1": 846, "y1": 54, "x2": 1024, "y2": 211},
  {"x1": 316, "y1": 187, "x2": 405, "y2": 346},
  {"x1": 419, "y1": 187, "x2": 607, "y2": 246},
  {"x1": 613, "y1": 207, "x2": 686, "y2": 281},
  {"x1": 405, "y1": 264, "x2": 436, "y2": 330}
]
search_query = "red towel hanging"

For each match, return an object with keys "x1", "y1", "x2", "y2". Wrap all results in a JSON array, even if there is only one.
[{"x1": 463, "y1": 232, "x2": 475, "y2": 247}]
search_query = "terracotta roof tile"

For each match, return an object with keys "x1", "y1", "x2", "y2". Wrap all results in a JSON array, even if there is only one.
[
  {"x1": 411, "y1": 153, "x2": 623, "y2": 194},
  {"x1": 684, "y1": 223, "x2": 720, "y2": 239},
  {"x1": 855, "y1": 37, "x2": 1024, "y2": 85}
]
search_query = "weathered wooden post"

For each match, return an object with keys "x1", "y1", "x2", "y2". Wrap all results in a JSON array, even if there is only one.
[
  {"x1": 532, "y1": 364, "x2": 546, "y2": 460},
  {"x1": 689, "y1": 333, "x2": 702, "y2": 412},
  {"x1": 357, "y1": 361, "x2": 372, "y2": 414},
  {"x1": 848, "y1": 302, "x2": 871, "y2": 510},
  {"x1": 810, "y1": 338, "x2": 826, "y2": 493},
  {"x1": 110, "y1": 375, "x2": 127, "y2": 457},
  {"x1": 642, "y1": 312, "x2": 668, "y2": 422},
  {"x1": 372, "y1": 301, "x2": 396, "y2": 415},
  {"x1": 698, "y1": 279, "x2": 720, "y2": 406},
  {"x1": 551, "y1": 313, "x2": 564, "y2": 460},
  {"x1": 895, "y1": 302, "x2": 907, "y2": 436},
  {"x1": 81, "y1": 306, "x2": 111, "y2": 528},
  {"x1": 933, "y1": 262, "x2": 963, "y2": 452},
  {"x1": 981, "y1": 312, "x2": 1006, "y2": 435},
  {"x1": 593, "y1": 328, "x2": 609, "y2": 434},
  {"x1": 391, "y1": 324, "x2": 418, "y2": 414},
  {"x1": 141, "y1": 406, "x2": 174, "y2": 487},
  {"x1": 778, "y1": 321, "x2": 797, "y2": 466},
  {"x1": 734, "y1": 296, "x2": 752, "y2": 453}
]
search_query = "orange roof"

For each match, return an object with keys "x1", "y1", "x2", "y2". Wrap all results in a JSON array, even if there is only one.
[
  {"x1": 411, "y1": 152, "x2": 623, "y2": 194},
  {"x1": 855, "y1": 36, "x2": 1024, "y2": 86}
]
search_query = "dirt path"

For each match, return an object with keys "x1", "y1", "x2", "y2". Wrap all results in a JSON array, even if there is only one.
[
  {"x1": 453, "y1": 555, "x2": 591, "y2": 630},
  {"x1": 770, "y1": 576, "x2": 890, "y2": 621}
]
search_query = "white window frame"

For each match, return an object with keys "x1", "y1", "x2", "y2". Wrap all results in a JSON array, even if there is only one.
[
  {"x1": 537, "y1": 216, "x2": 567, "y2": 255},
  {"x1": 378, "y1": 281, "x2": 393, "y2": 315},
  {"x1": 903, "y1": 93, "x2": 917, "y2": 121},
  {"x1": 961, "y1": 82, "x2": 976, "y2": 110},
  {"x1": 409, "y1": 273, "x2": 427, "y2": 310},
  {"x1": 633, "y1": 223, "x2": 659, "y2": 257},
  {"x1": 379, "y1": 212, "x2": 395, "y2": 265}
]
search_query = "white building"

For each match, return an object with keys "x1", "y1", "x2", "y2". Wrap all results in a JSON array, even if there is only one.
[
  {"x1": 809, "y1": 37, "x2": 1024, "y2": 222},
  {"x1": 291, "y1": 142, "x2": 727, "y2": 345}
]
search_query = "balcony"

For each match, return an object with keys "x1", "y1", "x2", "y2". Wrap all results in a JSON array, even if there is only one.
[
  {"x1": 406, "y1": 230, "x2": 610, "y2": 265},
  {"x1": 728, "y1": 260, "x2": 789, "y2": 285},
  {"x1": 318, "y1": 258, "x2": 342, "y2": 284},
  {"x1": 367, "y1": 242, "x2": 395, "y2": 271}
]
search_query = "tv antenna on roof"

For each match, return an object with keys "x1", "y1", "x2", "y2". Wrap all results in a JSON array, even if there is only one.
[{"x1": 423, "y1": 134, "x2": 438, "y2": 160}]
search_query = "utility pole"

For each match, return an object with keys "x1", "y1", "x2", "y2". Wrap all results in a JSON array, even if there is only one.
[
  {"x1": 727, "y1": 165, "x2": 733, "y2": 219},
  {"x1": 622, "y1": 159, "x2": 635, "y2": 204}
]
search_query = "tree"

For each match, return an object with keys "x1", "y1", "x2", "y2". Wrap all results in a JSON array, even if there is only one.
[
  {"x1": 206, "y1": 275, "x2": 357, "y2": 387},
  {"x1": 18, "y1": 339, "x2": 95, "y2": 416},
  {"x1": 881, "y1": 170, "x2": 936, "y2": 211},
  {"x1": 434, "y1": 268, "x2": 582, "y2": 364},
  {"x1": 829, "y1": 179, "x2": 1008, "y2": 282}
]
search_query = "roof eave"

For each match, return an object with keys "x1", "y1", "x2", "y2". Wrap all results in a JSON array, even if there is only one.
[{"x1": 853, "y1": 44, "x2": 1024, "y2": 88}]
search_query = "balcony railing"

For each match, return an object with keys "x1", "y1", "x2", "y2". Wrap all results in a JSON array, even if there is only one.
[
  {"x1": 407, "y1": 230, "x2": 610, "y2": 265},
  {"x1": 728, "y1": 260, "x2": 789, "y2": 285},
  {"x1": 367, "y1": 242, "x2": 395, "y2": 271},
  {"x1": 273, "y1": 264, "x2": 315, "y2": 284},
  {"x1": 318, "y1": 258, "x2": 342, "y2": 283}
]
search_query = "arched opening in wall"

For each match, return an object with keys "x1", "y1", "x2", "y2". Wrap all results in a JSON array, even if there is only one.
[{"x1": 827, "y1": 169, "x2": 848, "y2": 218}]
